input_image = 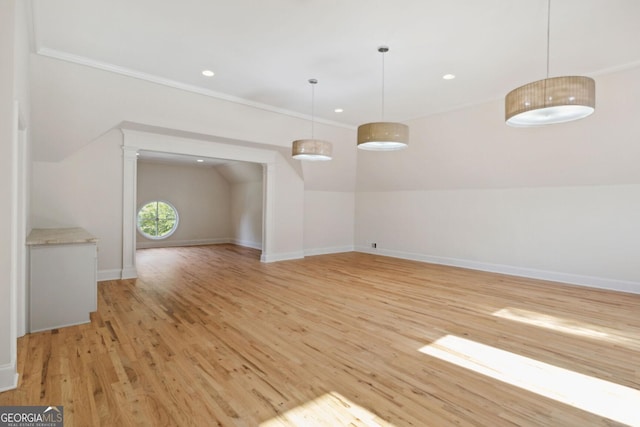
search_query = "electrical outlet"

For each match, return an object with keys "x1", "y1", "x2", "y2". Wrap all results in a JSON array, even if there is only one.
[{"x1": 371, "y1": 243, "x2": 377, "y2": 248}]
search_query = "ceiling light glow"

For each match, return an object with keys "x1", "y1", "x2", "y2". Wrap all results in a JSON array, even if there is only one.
[
  {"x1": 334, "y1": 108, "x2": 344, "y2": 113},
  {"x1": 443, "y1": 74, "x2": 456, "y2": 80},
  {"x1": 202, "y1": 70, "x2": 215, "y2": 77}
]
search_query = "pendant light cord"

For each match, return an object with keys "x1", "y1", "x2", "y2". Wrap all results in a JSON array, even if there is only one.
[
  {"x1": 311, "y1": 82, "x2": 315, "y2": 138},
  {"x1": 381, "y1": 50, "x2": 386, "y2": 121},
  {"x1": 308, "y1": 78, "x2": 317, "y2": 138},
  {"x1": 546, "y1": 0, "x2": 551, "y2": 79},
  {"x1": 377, "y1": 46, "x2": 390, "y2": 120},
  {"x1": 541, "y1": 0, "x2": 551, "y2": 105}
]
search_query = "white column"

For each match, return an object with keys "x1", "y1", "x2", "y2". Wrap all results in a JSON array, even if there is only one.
[
  {"x1": 260, "y1": 162, "x2": 275, "y2": 262},
  {"x1": 0, "y1": 0, "x2": 18, "y2": 392},
  {"x1": 121, "y1": 141, "x2": 138, "y2": 279}
]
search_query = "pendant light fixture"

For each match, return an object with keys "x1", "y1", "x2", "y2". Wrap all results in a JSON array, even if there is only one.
[
  {"x1": 292, "y1": 79, "x2": 332, "y2": 161},
  {"x1": 357, "y1": 46, "x2": 409, "y2": 151},
  {"x1": 505, "y1": 0, "x2": 595, "y2": 127}
]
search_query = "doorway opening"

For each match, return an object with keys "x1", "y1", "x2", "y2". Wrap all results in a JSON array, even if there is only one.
[{"x1": 121, "y1": 128, "x2": 278, "y2": 279}]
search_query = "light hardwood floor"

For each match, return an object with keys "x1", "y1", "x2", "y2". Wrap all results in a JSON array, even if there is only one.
[{"x1": 2, "y1": 245, "x2": 639, "y2": 426}]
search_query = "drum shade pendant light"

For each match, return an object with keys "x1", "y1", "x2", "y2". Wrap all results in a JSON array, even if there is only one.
[
  {"x1": 505, "y1": 0, "x2": 595, "y2": 126},
  {"x1": 358, "y1": 46, "x2": 409, "y2": 151},
  {"x1": 292, "y1": 79, "x2": 332, "y2": 161}
]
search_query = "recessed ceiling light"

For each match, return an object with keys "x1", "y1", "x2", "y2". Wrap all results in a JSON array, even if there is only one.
[
  {"x1": 443, "y1": 74, "x2": 456, "y2": 80},
  {"x1": 334, "y1": 108, "x2": 344, "y2": 113},
  {"x1": 202, "y1": 70, "x2": 215, "y2": 77},
  {"x1": 196, "y1": 159, "x2": 204, "y2": 163}
]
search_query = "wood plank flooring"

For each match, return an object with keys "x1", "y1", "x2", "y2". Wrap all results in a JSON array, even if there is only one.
[{"x1": 2, "y1": 244, "x2": 639, "y2": 426}]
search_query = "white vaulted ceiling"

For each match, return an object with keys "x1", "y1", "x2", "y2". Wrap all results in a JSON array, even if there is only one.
[{"x1": 31, "y1": 0, "x2": 640, "y2": 128}]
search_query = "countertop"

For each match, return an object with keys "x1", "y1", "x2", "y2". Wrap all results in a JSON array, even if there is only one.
[{"x1": 26, "y1": 227, "x2": 98, "y2": 246}]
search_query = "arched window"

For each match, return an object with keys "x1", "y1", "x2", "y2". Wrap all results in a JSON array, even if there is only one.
[{"x1": 137, "y1": 200, "x2": 179, "y2": 239}]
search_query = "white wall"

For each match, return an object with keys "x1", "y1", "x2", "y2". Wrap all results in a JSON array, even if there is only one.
[
  {"x1": 268, "y1": 153, "x2": 305, "y2": 260},
  {"x1": 304, "y1": 191, "x2": 355, "y2": 255},
  {"x1": 216, "y1": 161, "x2": 264, "y2": 249},
  {"x1": 137, "y1": 161, "x2": 231, "y2": 248},
  {"x1": 1, "y1": 0, "x2": 32, "y2": 391},
  {"x1": 356, "y1": 186, "x2": 640, "y2": 292},
  {"x1": 0, "y1": 0, "x2": 17, "y2": 391},
  {"x1": 230, "y1": 181, "x2": 263, "y2": 249},
  {"x1": 14, "y1": 0, "x2": 32, "y2": 339},
  {"x1": 32, "y1": 130, "x2": 124, "y2": 279},
  {"x1": 356, "y1": 66, "x2": 640, "y2": 293}
]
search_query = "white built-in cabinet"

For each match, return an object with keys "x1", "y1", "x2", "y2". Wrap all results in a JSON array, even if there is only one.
[{"x1": 26, "y1": 228, "x2": 98, "y2": 332}]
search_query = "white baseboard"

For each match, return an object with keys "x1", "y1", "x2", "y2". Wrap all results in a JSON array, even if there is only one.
[
  {"x1": 0, "y1": 361, "x2": 18, "y2": 392},
  {"x1": 120, "y1": 266, "x2": 138, "y2": 280},
  {"x1": 263, "y1": 246, "x2": 352, "y2": 262},
  {"x1": 30, "y1": 319, "x2": 91, "y2": 334},
  {"x1": 231, "y1": 239, "x2": 262, "y2": 250},
  {"x1": 136, "y1": 238, "x2": 231, "y2": 249},
  {"x1": 355, "y1": 246, "x2": 640, "y2": 295},
  {"x1": 304, "y1": 245, "x2": 354, "y2": 257},
  {"x1": 261, "y1": 251, "x2": 305, "y2": 263},
  {"x1": 97, "y1": 269, "x2": 122, "y2": 281},
  {"x1": 98, "y1": 268, "x2": 137, "y2": 281}
]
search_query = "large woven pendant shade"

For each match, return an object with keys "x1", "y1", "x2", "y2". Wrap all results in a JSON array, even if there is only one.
[
  {"x1": 505, "y1": 76, "x2": 595, "y2": 126},
  {"x1": 291, "y1": 139, "x2": 332, "y2": 161},
  {"x1": 357, "y1": 46, "x2": 408, "y2": 151},
  {"x1": 357, "y1": 122, "x2": 409, "y2": 151},
  {"x1": 291, "y1": 79, "x2": 332, "y2": 161},
  {"x1": 505, "y1": 0, "x2": 595, "y2": 127}
]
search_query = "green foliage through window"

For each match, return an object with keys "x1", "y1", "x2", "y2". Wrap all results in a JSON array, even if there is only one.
[{"x1": 137, "y1": 201, "x2": 178, "y2": 239}]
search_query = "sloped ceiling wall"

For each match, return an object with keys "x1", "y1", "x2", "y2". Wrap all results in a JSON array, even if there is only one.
[
  {"x1": 357, "y1": 65, "x2": 640, "y2": 191},
  {"x1": 216, "y1": 162, "x2": 263, "y2": 184},
  {"x1": 30, "y1": 54, "x2": 357, "y2": 192}
]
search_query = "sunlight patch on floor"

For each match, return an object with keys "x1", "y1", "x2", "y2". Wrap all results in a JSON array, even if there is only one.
[
  {"x1": 419, "y1": 335, "x2": 640, "y2": 426},
  {"x1": 493, "y1": 307, "x2": 639, "y2": 349},
  {"x1": 260, "y1": 391, "x2": 396, "y2": 427}
]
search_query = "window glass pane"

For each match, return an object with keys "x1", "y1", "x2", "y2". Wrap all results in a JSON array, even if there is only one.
[
  {"x1": 138, "y1": 204, "x2": 157, "y2": 222},
  {"x1": 138, "y1": 219, "x2": 157, "y2": 237},
  {"x1": 157, "y1": 219, "x2": 174, "y2": 237},
  {"x1": 137, "y1": 200, "x2": 179, "y2": 240},
  {"x1": 157, "y1": 201, "x2": 176, "y2": 220}
]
